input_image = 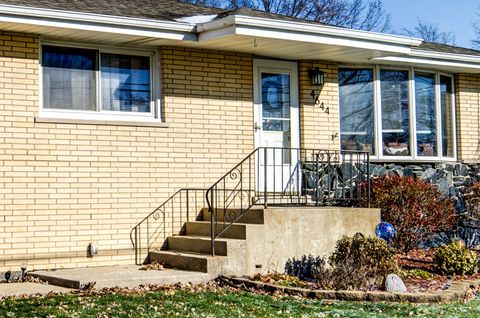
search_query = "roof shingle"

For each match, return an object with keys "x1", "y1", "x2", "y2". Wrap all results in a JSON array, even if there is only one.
[{"x1": 0, "y1": 0, "x2": 223, "y2": 21}]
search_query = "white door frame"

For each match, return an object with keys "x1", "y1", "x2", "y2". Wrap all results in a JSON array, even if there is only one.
[
  {"x1": 253, "y1": 59, "x2": 300, "y2": 193},
  {"x1": 253, "y1": 59, "x2": 300, "y2": 150}
]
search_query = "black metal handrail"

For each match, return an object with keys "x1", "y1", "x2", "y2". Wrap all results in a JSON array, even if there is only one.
[
  {"x1": 206, "y1": 147, "x2": 370, "y2": 256},
  {"x1": 130, "y1": 147, "x2": 370, "y2": 263},
  {"x1": 130, "y1": 188, "x2": 207, "y2": 264}
]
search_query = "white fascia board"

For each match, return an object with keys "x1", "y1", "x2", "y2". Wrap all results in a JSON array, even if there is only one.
[
  {"x1": 372, "y1": 56, "x2": 480, "y2": 70},
  {"x1": 0, "y1": 4, "x2": 197, "y2": 41},
  {"x1": 198, "y1": 15, "x2": 423, "y2": 47},
  {"x1": 234, "y1": 25, "x2": 412, "y2": 54},
  {"x1": 199, "y1": 25, "x2": 236, "y2": 42},
  {"x1": 410, "y1": 49, "x2": 480, "y2": 64}
]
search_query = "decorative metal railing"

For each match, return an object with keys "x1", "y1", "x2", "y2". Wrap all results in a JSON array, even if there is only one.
[
  {"x1": 206, "y1": 147, "x2": 370, "y2": 256},
  {"x1": 130, "y1": 188, "x2": 207, "y2": 264},
  {"x1": 131, "y1": 147, "x2": 370, "y2": 262}
]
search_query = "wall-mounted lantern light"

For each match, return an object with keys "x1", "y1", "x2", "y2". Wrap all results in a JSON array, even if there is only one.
[{"x1": 308, "y1": 67, "x2": 325, "y2": 86}]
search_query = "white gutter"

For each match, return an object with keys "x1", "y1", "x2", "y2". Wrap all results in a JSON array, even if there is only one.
[
  {"x1": 0, "y1": 4, "x2": 198, "y2": 41},
  {"x1": 197, "y1": 15, "x2": 423, "y2": 47},
  {"x1": 410, "y1": 49, "x2": 480, "y2": 63},
  {"x1": 371, "y1": 56, "x2": 480, "y2": 70}
]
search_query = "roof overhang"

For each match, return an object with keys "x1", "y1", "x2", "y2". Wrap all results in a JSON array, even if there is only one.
[
  {"x1": 0, "y1": 4, "x2": 198, "y2": 43},
  {"x1": 194, "y1": 15, "x2": 480, "y2": 73},
  {"x1": 0, "y1": 4, "x2": 479, "y2": 73},
  {"x1": 193, "y1": 15, "x2": 420, "y2": 61}
]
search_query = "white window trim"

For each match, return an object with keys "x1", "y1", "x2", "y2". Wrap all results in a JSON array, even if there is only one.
[
  {"x1": 439, "y1": 73, "x2": 457, "y2": 161},
  {"x1": 339, "y1": 65, "x2": 457, "y2": 162},
  {"x1": 38, "y1": 40, "x2": 162, "y2": 123}
]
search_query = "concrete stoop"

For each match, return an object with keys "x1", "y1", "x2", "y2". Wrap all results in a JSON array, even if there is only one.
[
  {"x1": 148, "y1": 206, "x2": 380, "y2": 277},
  {"x1": 149, "y1": 208, "x2": 264, "y2": 277},
  {"x1": 29, "y1": 265, "x2": 210, "y2": 290}
]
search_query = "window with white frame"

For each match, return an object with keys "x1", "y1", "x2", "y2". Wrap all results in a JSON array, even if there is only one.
[
  {"x1": 41, "y1": 44, "x2": 158, "y2": 119},
  {"x1": 339, "y1": 67, "x2": 456, "y2": 160}
]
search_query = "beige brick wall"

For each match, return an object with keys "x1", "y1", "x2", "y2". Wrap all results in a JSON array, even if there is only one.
[
  {"x1": 0, "y1": 34, "x2": 254, "y2": 272},
  {"x1": 2, "y1": 30, "x2": 476, "y2": 272},
  {"x1": 456, "y1": 74, "x2": 480, "y2": 163},
  {"x1": 299, "y1": 61, "x2": 340, "y2": 151}
]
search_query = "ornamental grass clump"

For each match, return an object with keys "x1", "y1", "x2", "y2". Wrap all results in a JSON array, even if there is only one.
[
  {"x1": 433, "y1": 241, "x2": 478, "y2": 276},
  {"x1": 369, "y1": 175, "x2": 456, "y2": 253}
]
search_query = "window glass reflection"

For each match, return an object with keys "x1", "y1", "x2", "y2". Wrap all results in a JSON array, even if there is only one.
[
  {"x1": 339, "y1": 69, "x2": 375, "y2": 154},
  {"x1": 381, "y1": 70, "x2": 410, "y2": 156},
  {"x1": 415, "y1": 72, "x2": 437, "y2": 157}
]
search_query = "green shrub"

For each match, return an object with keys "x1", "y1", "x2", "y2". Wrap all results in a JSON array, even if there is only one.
[
  {"x1": 330, "y1": 233, "x2": 398, "y2": 279},
  {"x1": 433, "y1": 241, "x2": 478, "y2": 276},
  {"x1": 368, "y1": 176, "x2": 456, "y2": 253}
]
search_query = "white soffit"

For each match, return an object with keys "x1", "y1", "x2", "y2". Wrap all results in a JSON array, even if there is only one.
[
  {"x1": 197, "y1": 16, "x2": 422, "y2": 60},
  {"x1": 0, "y1": 4, "x2": 198, "y2": 42},
  {"x1": 196, "y1": 15, "x2": 480, "y2": 71}
]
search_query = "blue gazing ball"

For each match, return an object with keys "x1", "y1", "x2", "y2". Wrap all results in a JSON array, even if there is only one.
[{"x1": 375, "y1": 222, "x2": 396, "y2": 243}]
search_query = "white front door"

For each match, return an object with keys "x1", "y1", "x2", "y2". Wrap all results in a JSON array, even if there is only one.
[{"x1": 253, "y1": 59, "x2": 300, "y2": 192}]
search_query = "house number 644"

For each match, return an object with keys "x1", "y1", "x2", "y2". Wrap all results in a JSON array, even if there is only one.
[{"x1": 310, "y1": 90, "x2": 329, "y2": 115}]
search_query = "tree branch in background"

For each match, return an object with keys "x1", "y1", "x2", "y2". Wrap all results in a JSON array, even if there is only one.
[
  {"x1": 472, "y1": 10, "x2": 480, "y2": 49},
  {"x1": 402, "y1": 20, "x2": 456, "y2": 45},
  {"x1": 178, "y1": 0, "x2": 391, "y2": 32}
]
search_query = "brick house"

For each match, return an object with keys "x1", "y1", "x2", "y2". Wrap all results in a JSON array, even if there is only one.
[{"x1": 0, "y1": 0, "x2": 479, "y2": 275}]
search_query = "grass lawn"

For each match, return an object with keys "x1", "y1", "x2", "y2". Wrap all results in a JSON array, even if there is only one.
[{"x1": 1, "y1": 287, "x2": 480, "y2": 318}]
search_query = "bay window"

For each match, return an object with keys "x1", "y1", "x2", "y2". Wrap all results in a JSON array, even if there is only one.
[
  {"x1": 339, "y1": 67, "x2": 456, "y2": 160},
  {"x1": 380, "y1": 70, "x2": 410, "y2": 156},
  {"x1": 415, "y1": 72, "x2": 437, "y2": 157},
  {"x1": 339, "y1": 69, "x2": 375, "y2": 154},
  {"x1": 441, "y1": 75, "x2": 455, "y2": 158},
  {"x1": 41, "y1": 44, "x2": 158, "y2": 120}
]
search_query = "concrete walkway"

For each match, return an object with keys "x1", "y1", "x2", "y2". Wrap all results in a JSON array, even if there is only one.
[
  {"x1": 0, "y1": 282, "x2": 72, "y2": 297},
  {"x1": 29, "y1": 265, "x2": 211, "y2": 290}
]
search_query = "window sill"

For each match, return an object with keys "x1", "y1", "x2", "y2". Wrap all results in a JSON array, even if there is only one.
[
  {"x1": 369, "y1": 157, "x2": 457, "y2": 163},
  {"x1": 35, "y1": 116, "x2": 169, "y2": 128}
]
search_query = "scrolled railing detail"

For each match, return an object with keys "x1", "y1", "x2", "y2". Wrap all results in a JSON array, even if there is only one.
[
  {"x1": 207, "y1": 147, "x2": 370, "y2": 256},
  {"x1": 130, "y1": 188, "x2": 208, "y2": 265},
  {"x1": 130, "y1": 147, "x2": 370, "y2": 263}
]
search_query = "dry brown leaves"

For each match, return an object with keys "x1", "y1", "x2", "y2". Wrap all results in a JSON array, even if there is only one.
[
  {"x1": 403, "y1": 275, "x2": 448, "y2": 293},
  {"x1": 139, "y1": 261, "x2": 166, "y2": 271},
  {"x1": 398, "y1": 248, "x2": 435, "y2": 271}
]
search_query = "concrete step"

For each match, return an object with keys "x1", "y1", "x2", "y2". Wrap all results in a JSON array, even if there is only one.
[
  {"x1": 201, "y1": 207, "x2": 264, "y2": 224},
  {"x1": 149, "y1": 250, "x2": 225, "y2": 276},
  {"x1": 29, "y1": 265, "x2": 210, "y2": 290},
  {"x1": 167, "y1": 235, "x2": 232, "y2": 256},
  {"x1": 185, "y1": 221, "x2": 249, "y2": 239}
]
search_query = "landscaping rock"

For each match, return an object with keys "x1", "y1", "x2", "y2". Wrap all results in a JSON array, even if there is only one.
[
  {"x1": 335, "y1": 290, "x2": 367, "y2": 301},
  {"x1": 421, "y1": 168, "x2": 437, "y2": 183},
  {"x1": 366, "y1": 291, "x2": 397, "y2": 302},
  {"x1": 284, "y1": 287, "x2": 311, "y2": 297},
  {"x1": 312, "y1": 289, "x2": 337, "y2": 300},
  {"x1": 402, "y1": 167, "x2": 414, "y2": 177},
  {"x1": 385, "y1": 274, "x2": 407, "y2": 293}
]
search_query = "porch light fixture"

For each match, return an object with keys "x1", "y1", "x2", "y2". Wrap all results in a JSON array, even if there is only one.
[{"x1": 308, "y1": 67, "x2": 325, "y2": 86}]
